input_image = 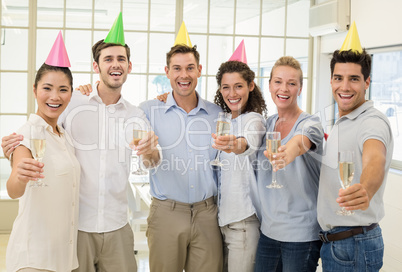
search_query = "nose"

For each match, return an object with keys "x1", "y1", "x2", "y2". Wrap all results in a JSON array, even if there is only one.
[
  {"x1": 340, "y1": 80, "x2": 350, "y2": 91},
  {"x1": 179, "y1": 69, "x2": 188, "y2": 78},
  {"x1": 229, "y1": 87, "x2": 236, "y2": 96},
  {"x1": 49, "y1": 90, "x2": 61, "y2": 100}
]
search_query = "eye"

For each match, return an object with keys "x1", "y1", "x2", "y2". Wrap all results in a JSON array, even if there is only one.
[
  {"x1": 60, "y1": 88, "x2": 69, "y2": 92},
  {"x1": 43, "y1": 87, "x2": 51, "y2": 91},
  {"x1": 118, "y1": 57, "x2": 126, "y2": 62},
  {"x1": 188, "y1": 67, "x2": 194, "y2": 71},
  {"x1": 289, "y1": 83, "x2": 296, "y2": 86},
  {"x1": 274, "y1": 80, "x2": 281, "y2": 84}
]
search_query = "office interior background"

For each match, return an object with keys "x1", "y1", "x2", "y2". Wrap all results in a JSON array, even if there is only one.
[{"x1": 0, "y1": 0, "x2": 401, "y2": 271}]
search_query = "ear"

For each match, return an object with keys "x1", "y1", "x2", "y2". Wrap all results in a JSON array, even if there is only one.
[
  {"x1": 298, "y1": 86, "x2": 303, "y2": 96},
  {"x1": 93, "y1": 61, "x2": 100, "y2": 74},
  {"x1": 249, "y1": 81, "x2": 255, "y2": 92},
  {"x1": 165, "y1": 66, "x2": 170, "y2": 78},
  {"x1": 365, "y1": 76, "x2": 370, "y2": 90},
  {"x1": 128, "y1": 61, "x2": 132, "y2": 74},
  {"x1": 197, "y1": 64, "x2": 202, "y2": 78},
  {"x1": 33, "y1": 85, "x2": 37, "y2": 99}
]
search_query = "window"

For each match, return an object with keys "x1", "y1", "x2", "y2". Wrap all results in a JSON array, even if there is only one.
[
  {"x1": 370, "y1": 50, "x2": 402, "y2": 169},
  {"x1": 0, "y1": 0, "x2": 313, "y2": 197}
]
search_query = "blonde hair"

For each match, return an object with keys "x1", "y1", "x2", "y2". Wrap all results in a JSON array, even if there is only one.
[{"x1": 269, "y1": 56, "x2": 303, "y2": 87}]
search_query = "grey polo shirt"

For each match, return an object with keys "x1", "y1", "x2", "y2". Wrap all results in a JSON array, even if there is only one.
[{"x1": 317, "y1": 101, "x2": 394, "y2": 231}]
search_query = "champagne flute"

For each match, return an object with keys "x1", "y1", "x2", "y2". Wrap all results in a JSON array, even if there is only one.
[
  {"x1": 336, "y1": 150, "x2": 355, "y2": 216},
  {"x1": 30, "y1": 126, "x2": 47, "y2": 187},
  {"x1": 132, "y1": 126, "x2": 149, "y2": 176},
  {"x1": 266, "y1": 131, "x2": 283, "y2": 189},
  {"x1": 211, "y1": 112, "x2": 232, "y2": 167}
]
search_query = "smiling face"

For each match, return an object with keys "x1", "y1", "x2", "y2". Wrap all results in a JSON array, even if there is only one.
[
  {"x1": 269, "y1": 65, "x2": 302, "y2": 111},
  {"x1": 34, "y1": 70, "x2": 72, "y2": 126},
  {"x1": 220, "y1": 72, "x2": 254, "y2": 118},
  {"x1": 331, "y1": 62, "x2": 370, "y2": 116},
  {"x1": 93, "y1": 45, "x2": 132, "y2": 90},
  {"x1": 165, "y1": 52, "x2": 202, "y2": 98}
]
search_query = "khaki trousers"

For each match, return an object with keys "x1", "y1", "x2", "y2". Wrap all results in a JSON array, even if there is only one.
[
  {"x1": 73, "y1": 223, "x2": 137, "y2": 272},
  {"x1": 147, "y1": 197, "x2": 223, "y2": 272}
]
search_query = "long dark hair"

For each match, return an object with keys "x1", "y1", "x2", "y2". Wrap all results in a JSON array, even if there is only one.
[{"x1": 214, "y1": 61, "x2": 267, "y2": 118}]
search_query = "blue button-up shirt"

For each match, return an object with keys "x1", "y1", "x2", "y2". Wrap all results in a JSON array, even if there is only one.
[{"x1": 140, "y1": 92, "x2": 222, "y2": 203}]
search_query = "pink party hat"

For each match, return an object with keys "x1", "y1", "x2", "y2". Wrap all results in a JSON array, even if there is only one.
[
  {"x1": 45, "y1": 31, "x2": 71, "y2": 67},
  {"x1": 229, "y1": 40, "x2": 247, "y2": 64}
]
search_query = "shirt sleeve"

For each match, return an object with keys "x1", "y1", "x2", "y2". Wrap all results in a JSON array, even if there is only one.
[
  {"x1": 293, "y1": 114, "x2": 324, "y2": 152},
  {"x1": 237, "y1": 113, "x2": 266, "y2": 157},
  {"x1": 358, "y1": 116, "x2": 392, "y2": 152}
]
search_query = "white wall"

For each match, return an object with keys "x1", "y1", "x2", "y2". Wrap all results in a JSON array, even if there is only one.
[{"x1": 313, "y1": 1, "x2": 402, "y2": 270}]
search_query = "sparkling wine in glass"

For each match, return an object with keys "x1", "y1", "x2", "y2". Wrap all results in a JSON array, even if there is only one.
[
  {"x1": 30, "y1": 126, "x2": 47, "y2": 187},
  {"x1": 336, "y1": 150, "x2": 355, "y2": 216},
  {"x1": 266, "y1": 131, "x2": 283, "y2": 189},
  {"x1": 132, "y1": 127, "x2": 149, "y2": 175},
  {"x1": 211, "y1": 112, "x2": 232, "y2": 167}
]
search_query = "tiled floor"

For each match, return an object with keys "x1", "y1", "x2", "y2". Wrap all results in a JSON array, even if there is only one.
[{"x1": 0, "y1": 234, "x2": 151, "y2": 272}]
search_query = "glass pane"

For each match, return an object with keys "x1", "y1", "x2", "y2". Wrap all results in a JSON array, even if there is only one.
[
  {"x1": 71, "y1": 73, "x2": 91, "y2": 91},
  {"x1": 36, "y1": 29, "x2": 61, "y2": 69},
  {"x1": 206, "y1": 76, "x2": 218, "y2": 102},
  {"x1": 66, "y1": 0, "x2": 93, "y2": 29},
  {"x1": 285, "y1": 38, "x2": 310, "y2": 77},
  {"x1": 371, "y1": 51, "x2": 402, "y2": 161},
  {"x1": 94, "y1": 1, "x2": 121, "y2": 29},
  {"x1": 1, "y1": 158, "x2": 12, "y2": 198},
  {"x1": 37, "y1": 0, "x2": 64, "y2": 28},
  {"x1": 66, "y1": 30, "x2": 92, "y2": 72},
  {"x1": 286, "y1": 0, "x2": 310, "y2": 37},
  {"x1": 147, "y1": 75, "x2": 165, "y2": 102},
  {"x1": 150, "y1": 0, "x2": 175, "y2": 32},
  {"x1": 234, "y1": 37, "x2": 259, "y2": 72},
  {"x1": 298, "y1": 78, "x2": 308, "y2": 112},
  {"x1": 94, "y1": 30, "x2": 109, "y2": 45},
  {"x1": 235, "y1": 0, "x2": 260, "y2": 35},
  {"x1": 208, "y1": 36, "x2": 233, "y2": 77},
  {"x1": 0, "y1": 73, "x2": 27, "y2": 113},
  {"x1": 260, "y1": 38, "x2": 284, "y2": 68},
  {"x1": 183, "y1": 0, "x2": 208, "y2": 33},
  {"x1": 123, "y1": 0, "x2": 148, "y2": 31},
  {"x1": 190, "y1": 35, "x2": 207, "y2": 75},
  {"x1": 262, "y1": 0, "x2": 285, "y2": 36},
  {"x1": 149, "y1": 33, "x2": 175, "y2": 74},
  {"x1": 210, "y1": 0, "x2": 234, "y2": 34},
  {"x1": 1, "y1": 28, "x2": 28, "y2": 70},
  {"x1": 0, "y1": 115, "x2": 27, "y2": 149},
  {"x1": 197, "y1": 76, "x2": 207, "y2": 100},
  {"x1": 1, "y1": 0, "x2": 29, "y2": 27},
  {"x1": 126, "y1": 32, "x2": 148, "y2": 74},
  {"x1": 123, "y1": 74, "x2": 147, "y2": 106}
]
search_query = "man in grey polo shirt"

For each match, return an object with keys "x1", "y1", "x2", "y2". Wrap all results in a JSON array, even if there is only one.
[{"x1": 317, "y1": 48, "x2": 394, "y2": 271}]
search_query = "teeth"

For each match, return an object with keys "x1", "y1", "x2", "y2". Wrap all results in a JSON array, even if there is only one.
[
  {"x1": 179, "y1": 82, "x2": 190, "y2": 86},
  {"x1": 228, "y1": 99, "x2": 240, "y2": 103},
  {"x1": 110, "y1": 72, "x2": 122, "y2": 76},
  {"x1": 47, "y1": 104, "x2": 61, "y2": 108},
  {"x1": 340, "y1": 94, "x2": 353, "y2": 98},
  {"x1": 278, "y1": 95, "x2": 289, "y2": 99}
]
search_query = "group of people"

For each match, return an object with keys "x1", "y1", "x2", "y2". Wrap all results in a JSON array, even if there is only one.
[{"x1": 1, "y1": 16, "x2": 394, "y2": 272}]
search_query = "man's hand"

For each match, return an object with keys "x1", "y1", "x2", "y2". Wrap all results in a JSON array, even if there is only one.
[
  {"x1": 337, "y1": 183, "x2": 370, "y2": 211},
  {"x1": 1, "y1": 133, "x2": 23, "y2": 160}
]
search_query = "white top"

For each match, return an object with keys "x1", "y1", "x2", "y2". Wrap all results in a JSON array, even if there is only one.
[
  {"x1": 6, "y1": 114, "x2": 80, "y2": 272},
  {"x1": 59, "y1": 88, "x2": 159, "y2": 233},
  {"x1": 317, "y1": 101, "x2": 394, "y2": 231},
  {"x1": 218, "y1": 112, "x2": 266, "y2": 226}
]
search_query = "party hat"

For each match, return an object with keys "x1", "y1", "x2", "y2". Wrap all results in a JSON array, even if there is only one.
[
  {"x1": 340, "y1": 21, "x2": 362, "y2": 53},
  {"x1": 229, "y1": 40, "x2": 247, "y2": 64},
  {"x1": 104, "y1": 12, "x2": 125, "y2": 46},
  {"x1": 174, "y1": 21, "x2": 192, "y2": 47},
  {"x1": 45, "y1": 31, "x2": 71, "y2": 67}
]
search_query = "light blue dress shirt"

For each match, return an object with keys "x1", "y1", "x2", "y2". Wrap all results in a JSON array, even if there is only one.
[
  {"x1": 257, "y1": 112, "x2": 324, "y2": 242},
  {"x1": 139, "y1": 92, "x2": 222, "y2": 203}
]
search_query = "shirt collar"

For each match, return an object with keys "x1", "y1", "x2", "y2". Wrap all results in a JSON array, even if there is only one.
[
  {"x1": 337, "y1": 100, "x2": 373, "y2": 123},
  {"x1": 29, "y1": 114, "x2": 65, "y2": 136},
  {"x1": 164, "y1": 91, "x2": 209, "y2": 115},
  {"x1": 87, "y1": 84, "x2": 127, "y2": 109}
]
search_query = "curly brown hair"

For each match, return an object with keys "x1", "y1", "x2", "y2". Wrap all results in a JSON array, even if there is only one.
[{"x1": 214, "y1": 61, "x2": 267, "y2": 118}]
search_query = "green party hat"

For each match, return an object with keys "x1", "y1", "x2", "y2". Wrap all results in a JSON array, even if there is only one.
[{"x1": 104, "y1": 12, "x2": 125, "y2": 46}]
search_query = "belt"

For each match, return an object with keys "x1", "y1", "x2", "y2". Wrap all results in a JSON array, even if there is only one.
[{"x1": 319, "y1": 223, "x2": 378, "y2": 243}]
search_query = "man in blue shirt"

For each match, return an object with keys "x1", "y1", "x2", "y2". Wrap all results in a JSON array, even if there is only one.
[{"x1": 140, "y1": 44, "x2": 223, "y2": 272}]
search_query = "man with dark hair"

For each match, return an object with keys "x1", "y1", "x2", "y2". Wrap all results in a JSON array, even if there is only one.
[
  {"x1": 317, "y1": 38, "x2": 394, "y2": 270},
  {"x1": 139, "y1": 44, "x2": 223, "y2": 272}
]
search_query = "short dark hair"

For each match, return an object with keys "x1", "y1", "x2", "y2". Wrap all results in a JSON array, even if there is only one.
[
  {"x1": 166, "y1": 44, "x2": 200, "y2": 67},
  {"x1": 330, "y1": 49, "x2": 371, "y2": 80},
  {"x1": 214, "y1": 61, "x2": 267, "y2": 118},
  {"x1": 92, "y1": 39, "x2": 131, "y2": 64},
  {"x1": 34, "y1": 63, "x2": 73, "y2": 92}
]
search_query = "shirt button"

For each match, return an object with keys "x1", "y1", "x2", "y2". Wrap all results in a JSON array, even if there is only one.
[{"x1": 190, "y1": 185, "x2": 194, "y2": 189}]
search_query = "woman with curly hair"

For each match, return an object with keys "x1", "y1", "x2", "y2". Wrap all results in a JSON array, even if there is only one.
[{"x1": 212, "y1": 60, "x2": 267, "y2": 272}]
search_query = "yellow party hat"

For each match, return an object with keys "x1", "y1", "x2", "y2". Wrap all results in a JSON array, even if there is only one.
[
  {"x1": 174, "y1": 21, "x2": 192, "y2": 47},
  {"x1": 340, "y1": 21, "x2": 362, "y2": 53}
]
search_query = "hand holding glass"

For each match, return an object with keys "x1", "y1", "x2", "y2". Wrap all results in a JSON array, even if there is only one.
[
  {"x1": 266, "y1": 131, "x2": 283, "y2": 189},
  {"x1": 30, "y1": 126, "x2": 47, "y2": 187},
  {"x1": 336, "y1": 150, "x2": 355, "y2": 216},
  {"x1": 132, "y1": 127, "x2": 149, "y2": 175},
  {"x1": 211, "y1": 112, "x2": 232, "y2": 167}
]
